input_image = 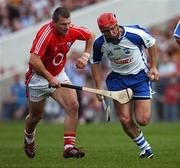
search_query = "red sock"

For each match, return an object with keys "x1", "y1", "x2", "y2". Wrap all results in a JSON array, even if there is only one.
[{"x1": 64, "y1": 133, "x2": 76, "y2": 150}]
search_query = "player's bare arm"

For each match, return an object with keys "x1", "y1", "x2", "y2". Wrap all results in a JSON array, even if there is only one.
[
  {"x1": 147, "y1": 44, "x2": 159, "y2": 81},
  {"x1": 84, "y1": 33, "x2": 96, "y2": 54},
  {"x1": 91, "y1": 63, "x2": 104, "y2": 101},
  {"x1": 75, "y1": 33, "x2": 95, "y2": 69},
  {"x1": 30, "y1": 53, "x2": 60, "y2": 88}
]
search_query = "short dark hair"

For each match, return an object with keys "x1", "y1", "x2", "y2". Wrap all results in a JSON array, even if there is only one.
[{"x1": 52, "y1": 6, "x2": 70, "y2": 23}]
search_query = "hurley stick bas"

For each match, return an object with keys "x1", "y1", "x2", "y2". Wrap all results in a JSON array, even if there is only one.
[{"x1": 60, "y1": 83, "x2": 133, "y2": 104}]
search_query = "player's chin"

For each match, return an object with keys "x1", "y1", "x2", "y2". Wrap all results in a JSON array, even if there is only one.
[{"x1": 62, "y1": 30, "x2": 69, "y2": 35}]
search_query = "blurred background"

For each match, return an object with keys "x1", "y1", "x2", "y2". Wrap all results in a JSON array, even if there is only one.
[{"x1": 0, "y1": 0, "x2": 179, "y2": 123}]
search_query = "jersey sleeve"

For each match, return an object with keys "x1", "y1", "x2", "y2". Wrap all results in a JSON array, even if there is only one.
[
  {"x1": 10, "y1": 84, "x2": 16, "y2": 96},
  {"x1": 30, "y1": 25, "x2": 52, "y2": 57},
  {"x1": 90, "y1": 36, "x2": 104, "y2": 64},
  {"x1": 125, "y1": 26, "x2": 155, "y2": 49},
  {"x1": 140, "y1": 30, "x2": 155, "y2": 48},
  {"x1": 71, "y1": 25, "x2": 92, "y2": 40}
]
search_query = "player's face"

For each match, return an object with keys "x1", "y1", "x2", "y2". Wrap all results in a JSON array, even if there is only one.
[
  {"x1": 101, "y1": 24, "x2": 119, "y2": 40},
  {"x1": 54, "y1": 16, "x2": 71, "y2": 35}
]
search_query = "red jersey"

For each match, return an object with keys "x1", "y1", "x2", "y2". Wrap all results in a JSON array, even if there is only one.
[{"x1": 26, "y1": 21, "x2": 92, "y2": 84}]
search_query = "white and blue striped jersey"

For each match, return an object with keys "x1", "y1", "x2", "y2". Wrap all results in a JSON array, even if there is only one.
[
  {"x1": 174, "y1": 21, "x2": 180, "y2": 38},
  {"x1": 90, "y1": 25, "x2": 155, "y2": 75}
]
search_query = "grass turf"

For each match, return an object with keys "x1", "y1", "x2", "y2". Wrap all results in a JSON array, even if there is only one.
[{"x1": 0, "y1": 121, "x2": 179, "y2": 168}]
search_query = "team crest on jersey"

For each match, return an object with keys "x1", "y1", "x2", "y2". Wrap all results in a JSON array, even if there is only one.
[
  {"x1": 123, "y1": 48, "x2": 130, "y2": 54},
  {"x1": 54, "y1": 46, "x2": 58, "y2": 51},
  {"x1": 107, "y1": 50, "x2": 114, "y2": 57},
  {"x1": 67, "y1": 42, "x2": 72, "y2": 49}
]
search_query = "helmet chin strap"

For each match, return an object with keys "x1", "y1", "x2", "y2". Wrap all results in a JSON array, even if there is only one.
[
  {"x1": 105, "y1": 37, "x2": 120, "y2": 44},
  {"x1": 105, "y1": 26, "x2": 124, "y2": 44}
]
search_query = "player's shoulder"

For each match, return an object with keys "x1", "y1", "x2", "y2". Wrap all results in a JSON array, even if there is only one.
[
  {"x1": 94, "y1": 35, "x2": 105, "y2": 46},
  {"x1": 124, "y1": 25, "x2": 150, "y2": 35},
  {"x1": 70, "y1": 24, "x2": 92, "y2": 33},
  {"x1": 37, "y1": 21, "x2": 54, "y2": 36}
]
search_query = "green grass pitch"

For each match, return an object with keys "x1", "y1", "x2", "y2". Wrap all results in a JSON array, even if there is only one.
[{"x1": 0, "y1": 121, "x2": 179, "y2": 168}]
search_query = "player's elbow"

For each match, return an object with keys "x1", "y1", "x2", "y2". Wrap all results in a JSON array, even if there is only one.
[
  {"x1": 88, "y1": 33, "x2": 96, "y2": 44},
  {"x1": 91, "y1": 32, "x2": 96, "y2": 40},
  {"x1": 29, "y1": 53, "x2": 41, "y2": 66}
]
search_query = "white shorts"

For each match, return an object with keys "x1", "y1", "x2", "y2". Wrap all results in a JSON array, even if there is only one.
[{"x1": 27, "y1": 69, "x2": 71, "y2": 102}]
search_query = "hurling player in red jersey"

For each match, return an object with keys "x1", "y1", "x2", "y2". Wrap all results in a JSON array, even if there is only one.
[{"x1": 24, "y1": 6, "x2": 95, "y2": 159}]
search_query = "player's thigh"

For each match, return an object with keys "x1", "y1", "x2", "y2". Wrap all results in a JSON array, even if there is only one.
[
  {"x1": 50, "y1": 87, "x2": 78, "y2": 112},
  {"x1": 134, "y1": 99, "x2": 151, "y2": 122},
  {"x1": 114, "y1": 101, "x2": 132, "y2": 120},
  {"x1": 28, "y1": 99, "x2": 46, "y2": 118}
]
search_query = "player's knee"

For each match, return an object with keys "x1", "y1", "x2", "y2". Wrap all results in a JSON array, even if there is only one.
[
  {"x1": 136, "y1": 117, "x2": 150, "y2": 126},
  {"x1": 29, "y1": 115, "x2": 43, "y2": 124},
  {"x1": 119, "y1": 116, "x2": 132, "y2": 127},
  {"x1": 69, "y1": 100, "x2": 79, "y2": 112}
]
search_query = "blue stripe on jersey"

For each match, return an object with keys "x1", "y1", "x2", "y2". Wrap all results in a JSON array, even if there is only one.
[
  {"x1": 174, "y1": 21, "x2": 180, "y2": 37},
  {"x1": 92, "y1": 36, "x2": 104, "y2": 62},
  {"x1": 126, "y1": 25, "x2": 150, "y2": 34},
  {"x1": 125, "y1": 31, "x2": 145, "y2": 48}
]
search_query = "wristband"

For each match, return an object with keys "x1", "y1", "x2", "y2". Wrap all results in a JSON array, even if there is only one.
[
  {"x1": 82, "y1": 52, "x2": 90, "y2": 60},
  {"x1": 49, "y1": 76, "x2": 54, "y2": 83},
  {"x1": 82, "y1": 56, "x2": 89, "y2": 61}
]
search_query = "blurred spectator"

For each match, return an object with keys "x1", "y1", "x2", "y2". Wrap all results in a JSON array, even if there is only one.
[
  {"x1": 44, "y1": 97, "x2": 64, "y2": 122},
  {"x1": 0, "y1": 16, "x2": 12, "y2": 36},
  {"x1": 156, "y1": 52, "x2": 177, "y2": 120},
  {"x1": 164, "y1": 78, "x2": 180, "y2": 121},
  {"x1": 82, "y1": 95, "x2": 102, "y2": 123},
  {"x1": 11, "y1": 17, "x2": 22, "y2": 31},
  {"x1": 0, "y1": 0, "x2": 105, "y2": 37},
  {"x1": 2, "y1": 73, "x2": 27, "y2": 120},
  {"x1": 149, "y1": 16, "x2": 180, "y2": 121},
  {"x1": 0, "y1": 67, "x2": 5, "y2": 74},
  {"x1": 158, "y1": 53, "x2": 177, "y2": 80},
  {"x1": 81, "y1": 72, "x2": 102, "y2": 123},
  {"x1": 32, "y1": 0, "x2": 48, "y2": 21}
]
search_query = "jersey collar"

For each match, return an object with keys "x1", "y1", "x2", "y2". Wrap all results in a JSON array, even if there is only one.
[{"x1": 118, "y1": 25, "x2": 125, "y2": 41}]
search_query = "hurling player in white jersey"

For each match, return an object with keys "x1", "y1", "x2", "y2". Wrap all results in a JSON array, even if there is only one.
[{"x1": 90, "y1": 13, "x2": 159, "y2": 158}]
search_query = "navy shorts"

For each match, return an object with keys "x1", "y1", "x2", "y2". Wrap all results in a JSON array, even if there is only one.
[{"x1": 106, "y1": 70, "x2": 153, "y2": 100}]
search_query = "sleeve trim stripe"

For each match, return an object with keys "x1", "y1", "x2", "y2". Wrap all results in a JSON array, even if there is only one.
[
  {"x1": 34, "y1": 25, "x2": 51, "y2": 54},
  {"x1": 73, "y1": 28, "x2": 92, "y2": 39}
]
